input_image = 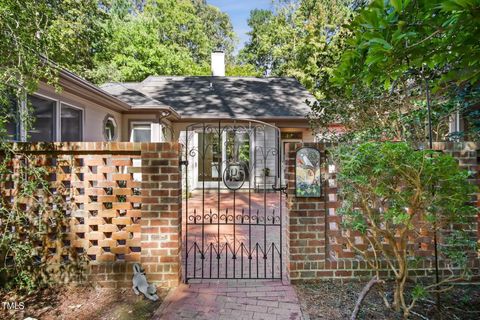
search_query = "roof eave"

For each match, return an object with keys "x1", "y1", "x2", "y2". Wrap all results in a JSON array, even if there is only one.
[
  {"x1": 176, "y1": 115, "x2": 309, "y2": 122},
  {"x1": 124, "y1": 106, "x2": 181, "y2": 120},
  {"x1": 59, "y1": 69, "x2": 132, "y2": 112}
]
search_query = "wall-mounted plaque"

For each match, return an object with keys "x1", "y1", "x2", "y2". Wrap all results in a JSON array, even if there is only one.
[{"x1": 295, "y1": 147, "x2": 321, "y2": 197}]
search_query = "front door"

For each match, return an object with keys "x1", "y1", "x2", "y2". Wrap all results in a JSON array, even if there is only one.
[{"x1": 182, "y1": 119, "x2": 285, "y2": 282}]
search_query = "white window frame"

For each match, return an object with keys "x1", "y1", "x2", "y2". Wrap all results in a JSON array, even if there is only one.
[
  {"x1": 103, "y1": 114, "x2": 118, "y2": 141},
  {"x1": 129, "y1": 121, "x2": 153, "y2": 142},
  {"x1": 60, "y1": 102, "x2": 84, "y2": 142}
]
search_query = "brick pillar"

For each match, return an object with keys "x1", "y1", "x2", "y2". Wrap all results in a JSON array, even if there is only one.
[
  {"x1": 141, "y1": 142, "x2": 182, "y2": 287},
  {"x1": 285, "y1": 143, "x2": 328, "y2": 281}
]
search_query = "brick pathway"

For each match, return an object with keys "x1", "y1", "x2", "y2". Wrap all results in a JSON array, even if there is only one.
[{"x1": 154, "y1": 280, "x2": 304, "y2": 320}]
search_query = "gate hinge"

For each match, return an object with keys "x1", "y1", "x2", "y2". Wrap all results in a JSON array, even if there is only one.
[{"x1": 180, "y1": 160, "x2": 189, "y2": 166}]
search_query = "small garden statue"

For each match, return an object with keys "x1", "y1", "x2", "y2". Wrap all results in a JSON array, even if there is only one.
[{"x1": 132, "y1": 263, "x2": 159, "y2": 301}]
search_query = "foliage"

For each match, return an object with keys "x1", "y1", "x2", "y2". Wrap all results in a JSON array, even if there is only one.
[
  {"x1": 0, "y1": 0, "x2": 92, "y2": 292},
  {"x1": 1, "y1": 0, "x2": 249, "y2": 87},
  {"x1": 239, "y1": 0, "x2": 353, "y2": 98},
  {"x1": 308, "y1": 85, "x2": 463, "y2": 145},
  {"x1": 0, "y1": 0, "x2": 105, "y2": 90},
  {"x1": 226, "y1": 63, "x2": 261, "y2": 77},
  {"x1": 333, "y1": 0, "x2": 480, "y2": 91},
  {"x1": 316, "y1": 0, "x2": 480, "y2": 143},
  {"x1": 335, "y1": 142, "x2": 478, "y2": 318},
  {"x1": 89, "y1": 0, "x2": 237, "y2": 83},
  {"x1": 0, "y1": 145, "x2": 87, "y2": 293}
]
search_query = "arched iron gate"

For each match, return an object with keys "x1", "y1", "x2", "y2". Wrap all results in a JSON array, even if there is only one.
[{"x1": 181, "y1": 119, "x2": 286, "y2": 282}]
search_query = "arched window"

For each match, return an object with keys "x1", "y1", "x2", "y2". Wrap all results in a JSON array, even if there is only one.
[{"x1": 103, "y1": 115, "x2": 117, "y2": 141}]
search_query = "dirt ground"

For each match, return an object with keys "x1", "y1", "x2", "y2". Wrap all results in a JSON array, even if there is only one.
[
  {"x1": 294, "y1": 279, "x2": 480, "y2": 320},
  {"x1": 0, "y1": 284, "x2": 167, "y2": 320},
  {"x1": 2, "y1": 280, "x2": 478, "y2": 319}
]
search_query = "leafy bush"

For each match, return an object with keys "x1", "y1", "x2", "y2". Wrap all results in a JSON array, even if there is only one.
[{"x1": 335, "y1": 142, "x2": 478, "y2": 318}]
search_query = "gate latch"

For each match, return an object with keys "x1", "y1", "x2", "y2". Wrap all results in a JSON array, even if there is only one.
[
  {"x1": 272, "y1": 183, "x2": 288, "y2": 196},
  {"x1": 180, "y1": 160, "x2": 189, "y2": 166}
]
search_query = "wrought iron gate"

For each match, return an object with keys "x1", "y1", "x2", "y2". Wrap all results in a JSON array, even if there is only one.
[{"x1": 182, "y1": 119, "x2": 285, "y2": 282}]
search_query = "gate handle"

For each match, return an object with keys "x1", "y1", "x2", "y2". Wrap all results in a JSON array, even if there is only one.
[{"x1": 272, "y1": 183, "x2": 288, "y2": 195}]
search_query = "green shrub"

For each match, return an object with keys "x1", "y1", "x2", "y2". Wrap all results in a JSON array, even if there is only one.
[{"x1": 335, "y1": 142, "x2": 478, "y2": 318}]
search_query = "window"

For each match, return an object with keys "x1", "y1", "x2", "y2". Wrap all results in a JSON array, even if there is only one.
[
  {"x1": 5, "y1": 121, "x2": 19, "y2": 141},
  {"x1": 197, "y1": 130, "x2": 250, "y2": 182},
  {"x1": 103, "y1": 115, "x2": 117, "y2": 141},
  {"x1": 28, "y1": 95, "x2": 56, "y2": 142},
  {"x1": 198, "y1": 132, "x2": 222, "y2": 181},
  {"x1": 3, "y1": 94, "x2": 85, "y2": 142},
  {"x1": 61, "y1": 104, "x2": 83, "y2": 142},
  {"x1": 1, "y1": 93, "x2": 19, "y2": 141},
  {"x1": 130, "y1": 122, "x2": 152, "y2": 142}
]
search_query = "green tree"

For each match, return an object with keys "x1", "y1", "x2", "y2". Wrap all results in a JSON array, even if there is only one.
[
  {"x1": 0, "y1": 1, "x2": 95, "y2": 291},
  {"x1": 239, "y1": 0, "x2": 353, "y2": 98},
  {"x1": 333, "y1": 0, "x2": 480, "y2": 91},
  {"x1": 311, "y1": 0, "x2": 480, "y2": 143},
  {"x1": 89, "y1": 0, "x2": 237, "y2": 83},
  {"x1": 238, "y1": 8, "x2": 277, "y2": 76},
  {"x1": 0, "y1": 0, "x2": 104, "y2": 89},
  {"x1": 0, "y1": 0, "x2": 105, "y2": 137}
]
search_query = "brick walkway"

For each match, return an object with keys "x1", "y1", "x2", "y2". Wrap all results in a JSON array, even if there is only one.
[{"x1": 154, "y1": 280, "x2": 304, "y2": 320}]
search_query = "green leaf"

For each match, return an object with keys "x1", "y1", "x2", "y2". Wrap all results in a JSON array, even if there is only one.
[
  {"x1": 390, "y1": 0, "x2": 403, "y2": 13},
  {"x1": 368, "y1": 38, "x2": 393, "y2": 50}
]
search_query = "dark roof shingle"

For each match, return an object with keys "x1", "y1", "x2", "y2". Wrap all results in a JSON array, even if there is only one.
[{"x1": 102, "y1": 76, "x2": 315, "y2": 119}]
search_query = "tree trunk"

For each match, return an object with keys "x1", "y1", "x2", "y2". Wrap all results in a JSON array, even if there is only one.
[{"x1": 393, "y1": 283, "x2": 402, "y2": 312}]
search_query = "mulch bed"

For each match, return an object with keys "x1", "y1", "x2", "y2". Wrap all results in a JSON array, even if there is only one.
[
  {"x1": 294, "y1": 279, "x2": 480, "y2": 320},
  {"x1": 0, "y1": 284, "x2": 167, "y2": 320}
]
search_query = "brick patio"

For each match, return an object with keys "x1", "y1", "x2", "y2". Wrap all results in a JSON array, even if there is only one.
[{"x1": 154, "y1": 280, "x2": 304, "y2": 320}]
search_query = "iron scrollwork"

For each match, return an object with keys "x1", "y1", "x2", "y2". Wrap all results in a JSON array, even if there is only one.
[{"x1": 183, "y1": 119, "x2": 285, "y2": 281}]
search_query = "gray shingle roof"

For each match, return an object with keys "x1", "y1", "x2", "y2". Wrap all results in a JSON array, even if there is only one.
[
  {"x1": 101, "y1": 76, "x2": 315, "y2": 119},
  {"x1": 100, "y1": 82, "x2": 167, "y2": 108}
]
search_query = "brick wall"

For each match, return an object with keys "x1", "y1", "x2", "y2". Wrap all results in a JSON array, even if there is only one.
[
  {"x1": 285, "y1": 143, "x2": 328, "y2": 280},
  {"x1": 141, "y1": 143, "x2": 182, "y2": 288},
  {"x1": 0, "y1": 142, "x2": 181, "y2": 288},
  {"x1": 286, "y1": 142, "x2": 480, "y2": 282}
]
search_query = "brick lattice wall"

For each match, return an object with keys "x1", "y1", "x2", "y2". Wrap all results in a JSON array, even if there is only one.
[
  {"x1": 286, "y1": 142, "x2": 480, "y2": 282},
  {"x1": 0, "y1": 142, "x2": 181, "y2": 288}
]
